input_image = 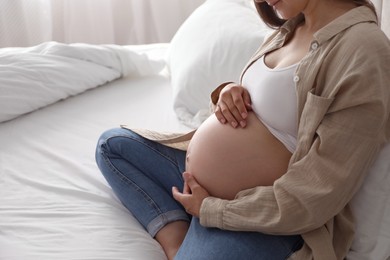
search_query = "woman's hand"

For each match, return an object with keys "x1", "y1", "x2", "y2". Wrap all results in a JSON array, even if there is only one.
[
  {"x1": 215, "y1": 83, "x2": 252, "y2": 128},
  {"x1": 172, "y1": 172, "x2": 210, "y2": 218}
]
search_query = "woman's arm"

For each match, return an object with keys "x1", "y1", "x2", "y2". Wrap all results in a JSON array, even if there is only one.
[{"x1": 199, "y1": 31, "x2": 390, "y2": 235}]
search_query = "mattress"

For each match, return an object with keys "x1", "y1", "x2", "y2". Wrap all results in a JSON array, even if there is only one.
[{"x1": 0, "y1": 44, "x2": 190, "y2": 260}]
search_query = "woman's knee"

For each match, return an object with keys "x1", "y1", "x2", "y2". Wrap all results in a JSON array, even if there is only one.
[
  {"x1": 98, "y1": 127, "x2": 131, "y2": 144},
  {"x1": 97, "y1": 127, "x2": 138, "y2": 150},
  {"x1": 96, "y1": 128, "x2": 117, "y2": 155},
  {"x1": 95, "y1": 128, "x2": 137, "y2": 165}
]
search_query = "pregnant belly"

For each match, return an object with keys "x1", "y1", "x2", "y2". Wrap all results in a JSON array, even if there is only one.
[{"x1": 186, "y1": 112, "x2": 292, "y2": 200}]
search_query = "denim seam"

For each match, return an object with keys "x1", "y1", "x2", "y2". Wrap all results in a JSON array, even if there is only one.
[
  {"x1": 100, "y1": 134, "x2": 184, "y2": 224},
  {"x1": 109, "y1": 133, "x2": 181, "y2": 168},
  {"x1": 107, "y1": 133, "x2": 185, "y2": 184},
  {"x1": 100, "y1": 145, "x2": 164, "y2": 217},
  {"x1": 100, "y1": 137, "x2": 170, "y2": 216}
]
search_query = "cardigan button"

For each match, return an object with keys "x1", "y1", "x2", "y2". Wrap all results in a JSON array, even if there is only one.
[{"x1": 293, "y1": 75, "x2": 300, "y2": 83}]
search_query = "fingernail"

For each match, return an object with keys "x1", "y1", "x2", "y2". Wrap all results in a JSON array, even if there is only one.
[
  {"x1": 240, "y1": 121, "x2": 246, "y2": 128},
  {"x1": 241, "y1": 112, "x2": 247, "y2": 119},
  {"x1": 220, "y1": 118, "x2": 226, "y2": 124},
  {"x1": 231, "y1": 122, "x2": 238, "y2": 128}
]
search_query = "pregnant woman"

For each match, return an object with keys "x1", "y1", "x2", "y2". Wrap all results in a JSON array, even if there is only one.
[{"x1": 95, "y1": 0, "x2": 390, "y2": 259}]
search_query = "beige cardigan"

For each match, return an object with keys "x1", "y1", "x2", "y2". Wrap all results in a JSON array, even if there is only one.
[{"x1": 127, "y1": 6, "x2": 390, "y2": 260}]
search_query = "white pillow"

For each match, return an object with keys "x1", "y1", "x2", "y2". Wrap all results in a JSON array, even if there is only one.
[
  {"x1": 348, "y1": 142, "x2": 390, "y2": 260},
  {"x1": 0, "y1": 42, "x2": 165, "y2": 123},
  {"x1": 167, "y1": 0, "x2": 271, "y2": 128}
]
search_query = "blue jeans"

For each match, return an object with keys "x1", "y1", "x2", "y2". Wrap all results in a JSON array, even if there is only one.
[{"x1": 95, "y1": 128, "x2": 303, "y2": 259}]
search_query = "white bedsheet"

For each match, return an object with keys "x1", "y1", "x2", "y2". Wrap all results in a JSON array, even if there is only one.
[
  {"x1": 0, "y1": 44, "x2": 191, "y2": 260},
  {"x1": 1, "y1": 41, "x2": 389, "y2": 260}
]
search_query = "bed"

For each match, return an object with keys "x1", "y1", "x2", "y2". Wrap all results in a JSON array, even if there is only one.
[{"x1": 1, "y1": 0, "x2": 389, "y2": 259}]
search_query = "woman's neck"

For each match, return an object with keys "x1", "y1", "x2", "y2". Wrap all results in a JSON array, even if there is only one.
[{"x1": 300, "y1": 0, "x2": 357, "y2": 34}]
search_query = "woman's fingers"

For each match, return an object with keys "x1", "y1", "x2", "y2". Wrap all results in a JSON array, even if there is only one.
[
  {"x1": 172, "y1": 172, "x2": 209, "y2": 217},
  {"x1": 216, "y1": 85, "x2": 251, "y2": 128},
  {"x1": 183, "y1": 182, "x2": 190, "y2": 194},
  {"x1": 242, "y1": 88, "x2": 252, "y2": 111},
  {"x1": 221, "y1": 101, "x2": 243, "y2": 128}
]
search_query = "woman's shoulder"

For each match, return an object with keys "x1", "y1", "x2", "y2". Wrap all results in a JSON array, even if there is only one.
[
  {"x1": 348, "y1": 21, "x2": 388, "y2": 43},
  {"x1": 339, "y1": 19, "x2": 390, "y2": 56},
  {"x1": 316, "y1": 6, "x2": 389, "y2": 58},
  {"x1": 321, "y1": 22, "x2": 390, "y2": 76}
]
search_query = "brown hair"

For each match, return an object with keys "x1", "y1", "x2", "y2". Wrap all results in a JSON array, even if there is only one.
[{"x1": 254, "y1": 0, "x2": 378, "y2": 29}]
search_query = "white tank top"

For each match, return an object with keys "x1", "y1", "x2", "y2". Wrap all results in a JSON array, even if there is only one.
[{"x1": 242, "y1": 56, "x2": 298, "y2": 153}]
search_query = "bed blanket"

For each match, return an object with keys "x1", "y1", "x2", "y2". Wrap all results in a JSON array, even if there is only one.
[{"x1": 0, "y1": 41, "x2": 165, "y2": 123}]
